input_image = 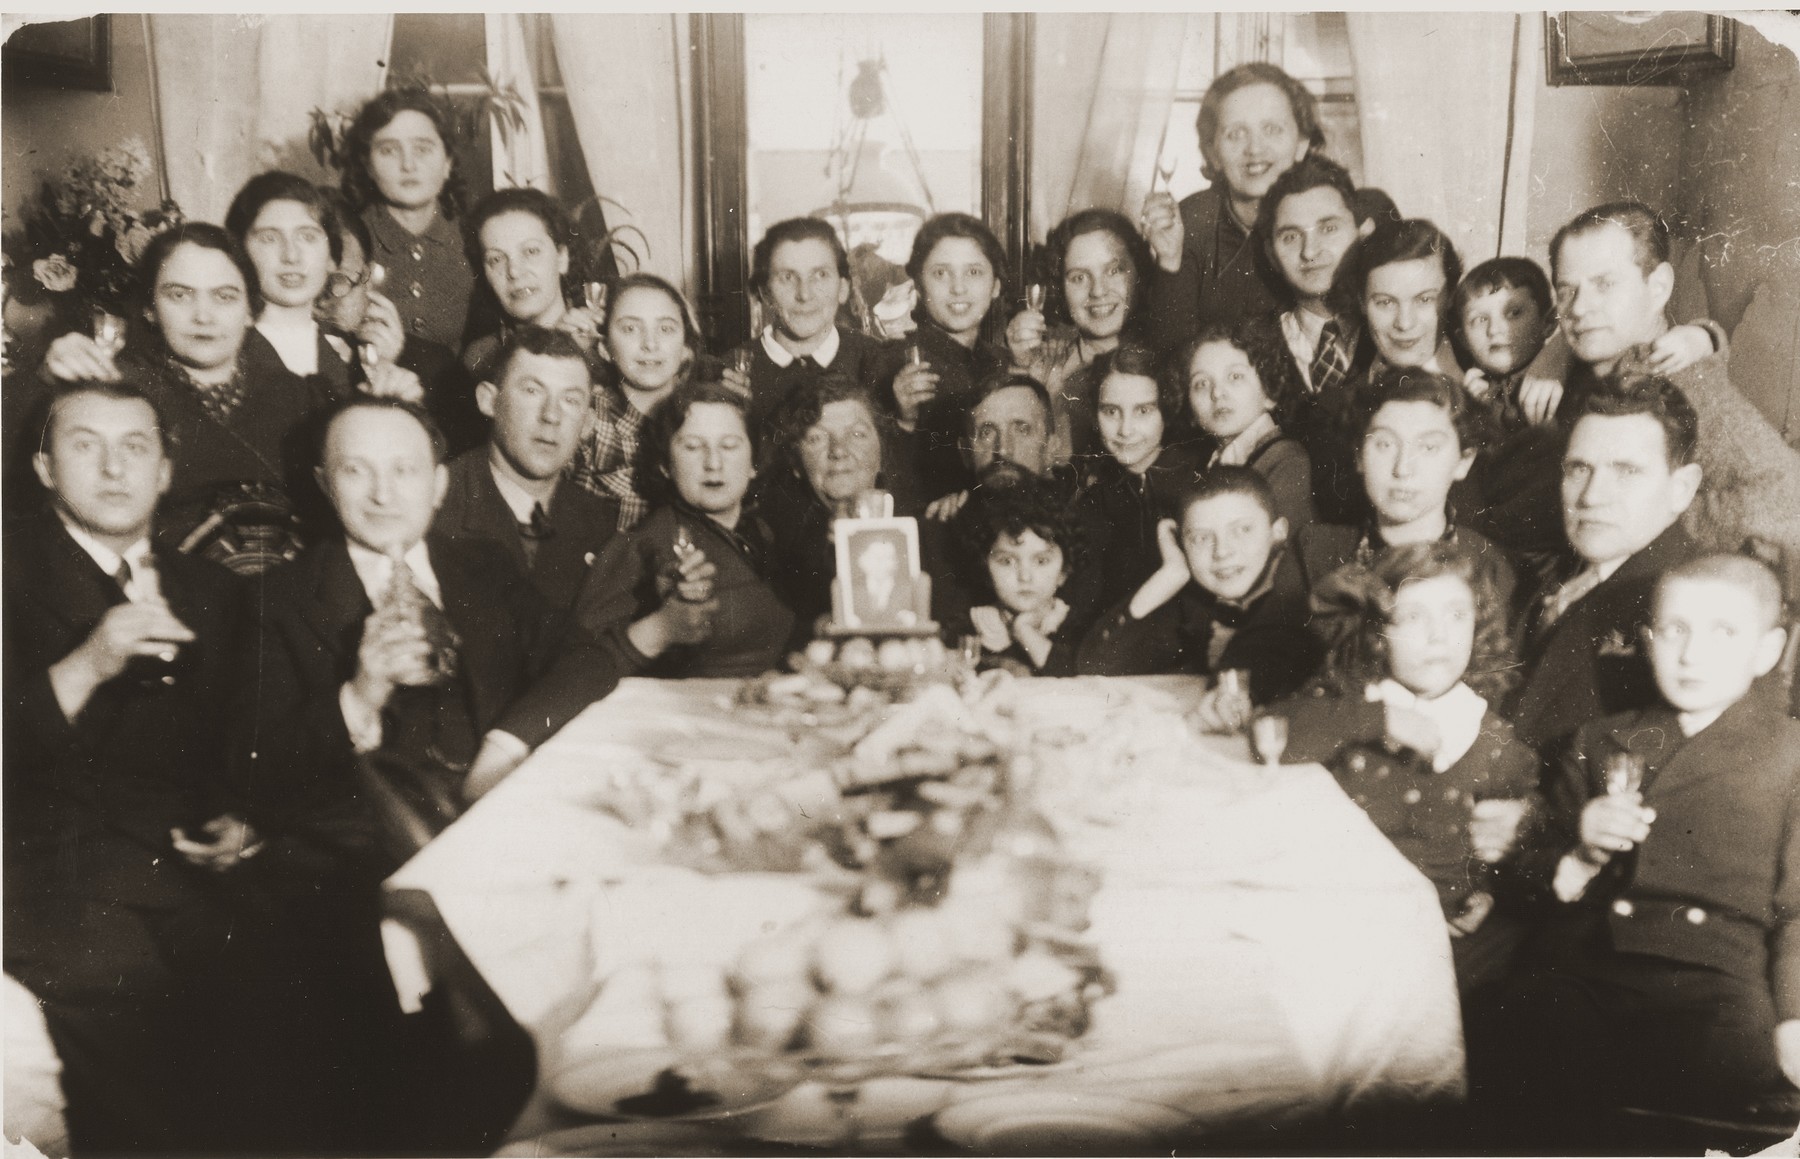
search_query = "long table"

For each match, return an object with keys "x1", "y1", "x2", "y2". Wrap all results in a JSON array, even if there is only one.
[{"x1": 386, "y1": 676, "x2": 1464, "y2": 1152}]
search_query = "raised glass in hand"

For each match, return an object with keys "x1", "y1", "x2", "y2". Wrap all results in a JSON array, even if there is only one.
[
  {"x1": 583, "y1": 280, "x2": 608, "y2": 316},
  {"x1": 1251, "y1": 714, "x2": 1288, "y2": 767},
  {"x1": 731, "y1": 346, "x2": 755, "y2": 376},
  {"x1": 1602, "y1": 751, "x2": 1646, "y2": 797},
  {"x1": 1025, "y1": 284, "x2": 1046, "y2": 313},
  {"x1": 1216, "y1": 669, "x2": 1248, "y2": 699},
  {"x1": 368, "y1": 262, "x2": 388, "y2": 292},
  {"x1": 92, "y1": 309, "x2": 127, "y2": 357}
]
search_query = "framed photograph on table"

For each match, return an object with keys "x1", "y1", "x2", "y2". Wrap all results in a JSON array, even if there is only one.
[
  {"x1": 2, "y1": 16, "x2": 112, "y2": 92},
  {"x1": 834, "y1": 518, "x2": 923, "y2": 631},
  {"x1": 1545, "y1": 12, "x2": 1734, "y2": 86}
]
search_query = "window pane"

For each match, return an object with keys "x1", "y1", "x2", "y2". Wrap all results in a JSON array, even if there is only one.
[
  {"x1": 388, "y1": 13, "x2": 486, "y2": 86},
  {"x1": 743, "y1": 13, "x2": 984, "y2": 268}
]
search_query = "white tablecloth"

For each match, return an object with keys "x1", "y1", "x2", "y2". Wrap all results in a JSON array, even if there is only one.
[{"x1": 387, "y1": 676, "x2": 1464, "y2": 1148}]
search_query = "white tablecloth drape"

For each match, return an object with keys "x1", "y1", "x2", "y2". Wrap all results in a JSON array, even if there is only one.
[{"x1": 387, "y1": 676, "x2": 1464, "y2": 1147}]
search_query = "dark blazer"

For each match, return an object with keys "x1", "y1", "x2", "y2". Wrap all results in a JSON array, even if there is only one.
[
  {"x1": 433, "y1": 447, "x2": 620, "y2": 613},
  {"x1": 1516, "y1": 680, "x2": 1800, "y2": 1020},
  {"x1": 1073, "y1": 444, "x2": 1207, "y2": 614},
  {"x1": 734, "y1": 327, "x2": 896, "y2": 443},
  {"x1": 1507, "y1": 524, "x2": 1702, "y2": 756},
  {"x1": 4, "y1": 512, "x2": 246, "y2": 990},
  {"x1": 1140, "y1": 186, "x2": 1287, "y2": 353},
  {"x1": 1074, "y1": 546, "x2": 1324, "y2": 701},
  {"x1": 1236, "y1": 309, "x2": 1377, "y2": 528},
  {"x1": 877, "y1": 321, "x2": 1007, "y2": 499},
  {"x1": 1295, "y1": 522, "x2": 1519, "y2": 619},
  {"x1": 234, "y1": 534, "x2": 554, "y2": 880},
  {"x1": 495, "y1": 504, "x2": 797, "y2": 747}
]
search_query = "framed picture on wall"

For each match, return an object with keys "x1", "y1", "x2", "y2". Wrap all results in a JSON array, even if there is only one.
[
  {"x1": 3, "y1": 15, "x2": 112, "y2": 92},
  {"x1": 1545, "y1": 12, "x2": 1734, "y2": 86}
]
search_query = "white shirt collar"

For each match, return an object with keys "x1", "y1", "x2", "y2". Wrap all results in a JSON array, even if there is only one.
[
  {"x1": 1213, "y1": 411, "x2": 1280, "y2": 468},
  {"x1": 488, "y1": 462, "x2": 546, "y2": 525},
  {"x1": 345, "y1": 539, "x2": 442, "y2": 609},
  {"x1": 60, "y1": 518, "x2": 155, "y2": 599},
  {"x1": 761, "y1": 325, "x2": 840, "y2": 369},
  {"x1": 1677, "y1": 705, "x2": 1727, "y2": 737},
  {"x1": 1366, "y1": 678, "x2": 1489, "y2": 772},
  {"x1": 256, "y1": 314, "x2": 322, "y2": 377}
]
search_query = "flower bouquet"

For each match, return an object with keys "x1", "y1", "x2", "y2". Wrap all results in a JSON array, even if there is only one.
[{"x1": 4, "y1": 138, "x2": 183, "y2": 327}]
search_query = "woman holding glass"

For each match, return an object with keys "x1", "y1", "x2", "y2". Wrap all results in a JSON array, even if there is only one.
[
  {"x1": 885, "y1": 213, "x2": 1010, "y2": 498},
  {"x1": 566, "y1": 382, "x2": 792, "y2": 679},
  {"x1": 223, "y1": 171, "x2": 418, "y2": 405},
  {"x1": 459, "y1": 187, "x2": 604, "y2": 382},
  {"x1": 1139, "y1": 62, "x2": 1325, "y2": 346},
  {"x1": 38, "y1": 224, "x2": 325, "y2": 570},
  {"x1": 1004, "y1": 209, "x2": 1156, "y2": 472}
]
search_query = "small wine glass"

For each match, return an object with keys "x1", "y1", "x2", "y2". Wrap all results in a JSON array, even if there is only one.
[
  {"x1": 92, "y1": 309, "x2": 127, "y2": 357},
  {"x1": 1025, "y1": 284, "x2": 1046, "y2": 313},
  {"x1": 730, "y1": 346, "x2": 754, "y2": 376},
  {"x1": 673, "y1": 522, "x2": 696, "y2": 563},
  {"x1": 583, "y1": 280, "x2": 608, "y2": 317},
  {"x1": 1251, "y1": 714, "x2": 1289, "y2": 768},
  {"x1": 1216, "y1": 669, "x2": 1249, "y2": 699},
  {"x1": 359, "y1": 341, "x2": 380, "y2": 369},
  {"x1": 905, "y1": 343, "x2": 923, "y2": 368},
  {"x1": 1602, "y1": 752, "x2": 1646, "y2": 797},
  {"x1": 367, "y1": 262, "x2": 388, "y2": 292},
  {"x1": 957, "y1": 634, "x2": 982, "y2": 672}
]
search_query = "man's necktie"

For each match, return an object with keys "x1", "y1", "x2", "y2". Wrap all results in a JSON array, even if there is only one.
[
  {"x1": 389, "y1": 557, "x2": 460, "y2": 684},
  {"x1": 112, "y1": 558, "x2": 134, "y2": 597},
  {"x1": 1309, "y1": 319, "x2": 1353, "y2": 394},
  {"x1": 518, "y1": 502, "x2": 553, "y2": 566}
]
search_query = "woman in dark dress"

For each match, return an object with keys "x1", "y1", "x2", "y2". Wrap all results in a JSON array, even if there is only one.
[
  {"x1": 573, "y1": 382, "x2": 794, "y2": 679},
  {"x1": 1073, "y1": 341, "x2": 1205, "y2": 612},
  {"x1": 38, "y1": 224, "x2": 327, "y2": 571},
  {"x1": 884, "y1": 213, "x2": 1010, "y2": 499}
]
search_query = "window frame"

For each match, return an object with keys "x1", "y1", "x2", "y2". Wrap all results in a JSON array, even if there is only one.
[{"x1": 691, "y1": 12, "x2": 1032, "y2": 350}]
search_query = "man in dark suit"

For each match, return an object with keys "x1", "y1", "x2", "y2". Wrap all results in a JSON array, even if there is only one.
[
  {"x1": 5, "y1": 381, "x2": 262, "y2": 1153},
  {"x1": 1237, "y1": 154, "x2": 1378, "y2": 524},
  {"x1": 235, "y1": 396, "x2": 554, "y2": 1150},
  {"x1": 1507, "y1": 374, "x2": 1704, "y2": 756},
  {"x1": 433, "y1": 326, "x2": 618, "y2": 612},
  {"x1": 241, "y1": 395, "x2": 553, "y2": 871},
  {"x1": 1470, "y1": 554, "x2": 1800, "y2": 1143}
]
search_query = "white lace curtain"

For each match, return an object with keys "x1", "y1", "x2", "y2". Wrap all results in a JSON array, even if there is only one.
[
  {"x1": 550, "y1": 14, "x2": 696, "y2": 296},
  {"x1": 147, "y1": 14, "x2": 391, "y2": 222},
  {"x1": 1345, "y1": 13, "x2": 1538, "y2": 265},
  {"x1": 1029, "y1": 13, "x2": 1188, "y2": 245}
]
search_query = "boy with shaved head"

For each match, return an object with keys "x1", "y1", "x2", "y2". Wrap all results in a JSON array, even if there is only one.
[{"x1": 1472, "y1": 551, "x2": 1800, "y2": 1140}]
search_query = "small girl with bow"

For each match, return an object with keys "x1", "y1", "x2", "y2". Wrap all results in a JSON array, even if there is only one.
[{"x1": 1272, "y1": 539, "x2": 1541, "y2": 993}]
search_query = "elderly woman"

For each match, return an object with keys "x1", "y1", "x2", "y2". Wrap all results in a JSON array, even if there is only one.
[
  {"x1": 758, "y1": 375, "x2": 920, "y2": 633},
  {"x1": 38, "y1": 223, "x2": 325, "y2": 569}
]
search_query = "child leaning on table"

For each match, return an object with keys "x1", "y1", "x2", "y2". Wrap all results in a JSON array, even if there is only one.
[
  {"x1": 1469, "y1": 551, "x2": 1800, "y2": 1126},
  {"x1": 951, "y1": 482, "x2": 1087, "y2": 677},
  {"x1": 1270, "y1": 538, "x2": 1540, "y2": 993},
  {"x1": 1074, "y1": 466, "x2": 1324, "y2": 725}
]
